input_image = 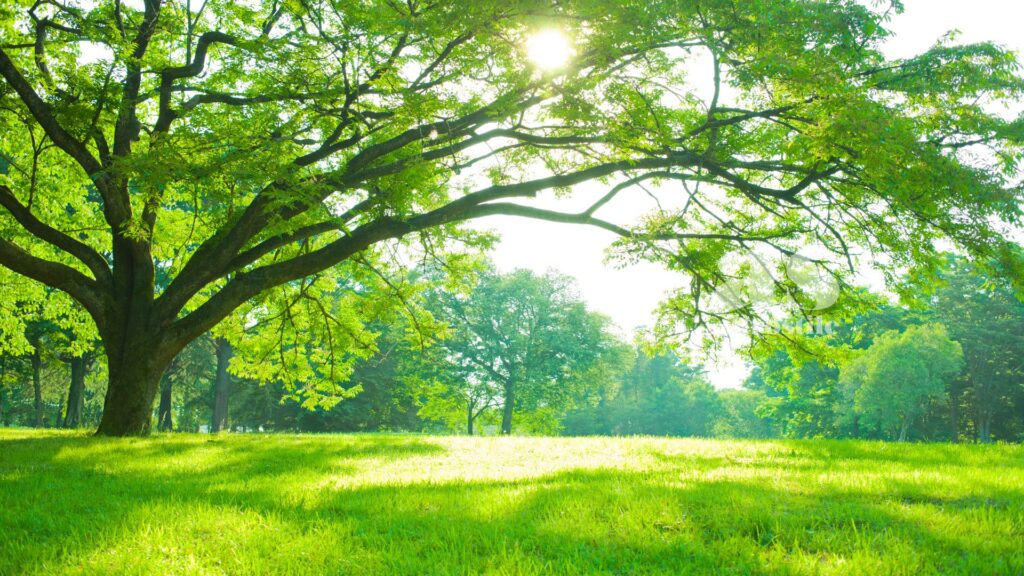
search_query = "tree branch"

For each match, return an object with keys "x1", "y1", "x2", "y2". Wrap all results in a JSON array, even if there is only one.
[
  {"x1": 0, "y1": 48, "x2": 103, "y2": 178},
  {"x1": 0, "y1": 239, "x2": 106, "y2": 323},
  {"x1": 153, "y1": 31, "x2": 240, "y2": 133},
  {"x1": 0, "y1": 185, "x2": 112, "y2": 285}
]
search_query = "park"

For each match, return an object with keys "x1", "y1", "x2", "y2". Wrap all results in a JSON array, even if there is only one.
[{"x1": 1, "y1": 0, "x2": 1022, "y2": 573}]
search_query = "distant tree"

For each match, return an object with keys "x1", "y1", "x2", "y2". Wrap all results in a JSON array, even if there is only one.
[
  {"x1": 210, "y1": 338, "x2": 233, "y2": 433},
  {"x1": 713, "y1": 389, "x2": 777, "y2": 439},
  {"x1": 430, "y1": 269, "x2": 617, "y2": 434},
  {"x1": 563, "y1": 347, "x2": 720, "y2": 437},
  {"x1": 841, "y1": 324, "x2": 963, "y2": 442},
  {"x1": 745, "y1": 303, "x2": 920, "y2": 439},
  {"x1": 925, "y1": 258, "x2": 1024, "y2": 442}
]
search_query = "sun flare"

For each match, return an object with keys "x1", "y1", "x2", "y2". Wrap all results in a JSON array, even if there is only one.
[{"x1": 525, "y1": 30, "x2": 574, "y2": 71}]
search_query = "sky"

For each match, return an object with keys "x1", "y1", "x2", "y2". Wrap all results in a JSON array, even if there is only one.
[{"x1": 481, "y1": 0, "x2": 1024, "y2": 388}]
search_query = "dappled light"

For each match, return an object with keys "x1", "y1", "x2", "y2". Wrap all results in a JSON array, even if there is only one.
[{"x1": 2, "y1": 431, "x2": 1022, "y2": 574}]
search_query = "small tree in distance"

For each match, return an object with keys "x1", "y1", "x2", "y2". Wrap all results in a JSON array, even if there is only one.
[{"x1": 426, "y1": 268, "x2": 618, "y2": 435}]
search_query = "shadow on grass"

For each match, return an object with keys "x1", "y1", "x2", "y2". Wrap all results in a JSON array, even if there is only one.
[{"x1": 0, "y1": 434, "x2": 1021, "y2": 575}]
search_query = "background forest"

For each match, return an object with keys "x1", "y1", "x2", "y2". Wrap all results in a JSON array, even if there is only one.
[{"x1": 3, "y1": 254, "x2": 1021, "y2": 443}]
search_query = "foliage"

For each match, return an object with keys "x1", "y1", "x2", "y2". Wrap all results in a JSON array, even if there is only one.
[
  {"x1": 840, "y1": 324, "x2": 963, "y2": 441},
  {"x1": 921, "y1": 256, "x2": 1024, "y2": 441},
  {"x1": 563, "y1": 348, "x2": 722, "y2": 437},
  {"x1": 2, "y1": 0, "x2": 1024, "y2": 434},
  {"x1": 423, "y1": 268, "x2": 622, "y2": 434},
  {"x1": 713, "y1": 389, "x2": 779, "y2": 439}
]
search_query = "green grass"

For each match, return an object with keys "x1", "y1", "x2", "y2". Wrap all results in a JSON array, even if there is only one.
[{"x1": 0, "y1": 430, "x2": 1022, "y2": 575}]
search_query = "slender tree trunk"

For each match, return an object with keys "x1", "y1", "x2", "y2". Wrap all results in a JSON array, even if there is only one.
[
  {"x1": 211, "y1": 337, "x2": 233, "y2": 433},
  {"x1": 62, "y1": 356, "x2": 87, "y2": 428},
  {"x1": 898, "y1": 418, "x2": 911, "y2": 442},
  {"x1": 157, "y1": 377, "x2": 173, "y2": 432},
  {"x1": 978, "y1": 414, "x2": 992, "y2": 444},
  {"x1": 467, "y1": 401, "x2": 475, "y2": 435},
  {"x1": 500, "y1": 382, "x2": 515, "y2": 435},
  {"x1": 949, "y1": 389, "x2": 959, "y2": 443},
  {"x1": 31, "y1": 343, "x2": 43, "y2": 428}
]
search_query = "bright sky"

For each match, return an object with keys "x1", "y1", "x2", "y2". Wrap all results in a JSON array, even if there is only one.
[{"x1": 483, "y1": 0, "x2": 1024, "y2": 388}]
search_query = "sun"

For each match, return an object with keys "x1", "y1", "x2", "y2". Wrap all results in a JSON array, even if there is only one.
[{"x1": 525, "y1": 30, "x2": 574, "y2": 71}]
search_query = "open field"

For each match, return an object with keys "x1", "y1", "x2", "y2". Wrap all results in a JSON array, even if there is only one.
[{"x1": 0, "y1": 430, "x2": 1022, "y2": 575}]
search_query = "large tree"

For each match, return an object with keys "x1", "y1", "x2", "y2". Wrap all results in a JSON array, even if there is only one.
[{"x1": 1, "y1": 0, "x2": 1022, "y2": 434}]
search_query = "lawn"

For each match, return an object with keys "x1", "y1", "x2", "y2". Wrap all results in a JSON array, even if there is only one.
[{"x1": 0, "y1": 430, "x2": 1021, "y2": 575}]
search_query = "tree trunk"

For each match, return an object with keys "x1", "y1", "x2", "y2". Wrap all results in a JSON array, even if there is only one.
[
  {"x1": 948, "y1": 389, "x2": 959, "y2": 443},
  {"x1": 898, "y1": 418, "x2": 911, "y2": 442},
  {"x1": 62, "y1": 356, "x2": 87, "y2": 428},
  {"x1": 978, "y1": 414, "x2": 992, "y2": 444},
  {"x1": 467, "y1": 402, "x2": 475, "y2": 435},
  {"x1": 500, "y1": 382, "x2": 515, "y2": 435},
  {"x1": 96, "y1": 343, "x2": 174, "y2": 436},
  {"x1": 157, "y1": 377, "x2": 174, "y2": 432},
  {"x1": 211, "y1": 337, "x2": 233, "y2": 433},
  {"x1": 31, "y1": 344, "x2": 43, "y2": 428}
]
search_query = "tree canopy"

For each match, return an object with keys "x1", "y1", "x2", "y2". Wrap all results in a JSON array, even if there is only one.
[
  {"x1": 1, "y1": 0, "x2": 1022, "y2": 434},
  {"x1": 423, "y1": 268, "x2": 620, "y2": 434}
]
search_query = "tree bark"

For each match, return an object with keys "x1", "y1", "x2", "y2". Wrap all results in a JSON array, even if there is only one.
[
  {"x1": 500, "y1": 382, "x2": 515, "y2": 435},
  {"x1": 467, "y1": 402, "x2": 475, "y2": 435},
  {"x1": 211, "y1": 337, "x2": 233, "y2": 433},
  {"x1": 31, "y1": 342, "x2": 43, "y2": 428},
  {"x1": 62, "y1": 356, "x2": 87, "y2": 428},
  {"x1": 96, "y1": 339, "x2": 175, "y2": 436}
]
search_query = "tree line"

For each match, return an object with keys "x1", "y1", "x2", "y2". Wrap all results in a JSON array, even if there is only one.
[{"x1": 3, "y1": 256, "x2": 1021, "y2": 443}]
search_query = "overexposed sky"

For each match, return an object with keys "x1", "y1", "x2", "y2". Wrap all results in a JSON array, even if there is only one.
[{"x1": 482, "y1": 0, "x2": 1024, "y2": 387}]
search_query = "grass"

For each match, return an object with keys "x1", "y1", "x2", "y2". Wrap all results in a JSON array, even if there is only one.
[{"x1": 0, "y1": 430, "x2": 1022, "y2": 575}]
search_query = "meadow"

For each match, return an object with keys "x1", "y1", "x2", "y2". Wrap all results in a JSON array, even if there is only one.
[{"x1": 0, "y1": 430, "x2": 1021, "y2": 575}]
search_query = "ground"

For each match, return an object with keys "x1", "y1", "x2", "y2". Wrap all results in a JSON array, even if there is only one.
[{"x1": 0, "y1": 430, "x2": 1021, "y2": 575}]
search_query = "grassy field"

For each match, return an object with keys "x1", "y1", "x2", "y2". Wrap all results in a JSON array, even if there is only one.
[{"x1": 0, "y1": 430, "x2": 1021, "y2": 575}]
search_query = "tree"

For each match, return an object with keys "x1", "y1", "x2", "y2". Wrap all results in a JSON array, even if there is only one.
[
  {"x1": 429, "y1": 269, "x2": 616, "y2": 434},
  {"x1": 713, "y1": 389, "x2": 778, "y2": 439},
  {"x1": 59, "y1": 349, "x2": 96, "y2": 428},
  {"x1": 745, "y1": 301, "x2": 924, "y2": 439},
  {"x1": 210, "y1": 337, "x2": 233, "y2": 432},
  {"x1": 1, "y1": 1, "x2": 1022, "y2": 435},
  {"x1": 926, "y1": 257, "x2": 1024, "y2": 442},
  {"x1": 840, "y1": 324, "x2": 963, "y2": 442},
  {"x1": 562, "y1": 347, "x2": 722, "y2": 437}
]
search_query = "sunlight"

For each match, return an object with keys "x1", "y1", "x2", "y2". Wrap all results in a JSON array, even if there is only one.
[{"x1": 525, "y1": 30, "x2": 574, "y2": 71}]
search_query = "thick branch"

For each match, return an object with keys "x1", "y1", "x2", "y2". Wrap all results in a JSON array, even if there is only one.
[
  {"x1": 113, "y1": 0, "x2": 162, "y2": 157},
  {"x1": 0, "y1": 185, "x2": 111, "y2": 285},
  {"x1": 0, "y1": 239, "x2": 106, "y2": 323},
  {"x1": 0, "y1": 48, "x2": 103, "y2": 177},
  {"x1": 154, "y1": 31, "x2": 239, "y2": 133}
]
